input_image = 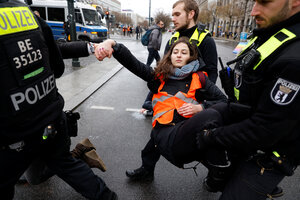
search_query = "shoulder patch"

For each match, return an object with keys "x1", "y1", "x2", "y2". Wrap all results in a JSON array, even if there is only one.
[{"x1": 270, "y1": 78, "x2": 300, "y2": 105}]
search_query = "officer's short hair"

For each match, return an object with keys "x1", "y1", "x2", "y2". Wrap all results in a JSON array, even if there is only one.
[{"x1": 173, "y1": 0, "x2": 199, "y2": 22}]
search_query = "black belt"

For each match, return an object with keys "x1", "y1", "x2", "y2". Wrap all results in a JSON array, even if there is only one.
[{"x1": 1, "y1": 124, "x2": 57, "y2": 152}]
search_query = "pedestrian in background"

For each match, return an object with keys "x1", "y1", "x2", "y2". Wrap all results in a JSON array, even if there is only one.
[
  {"x1": 136, "y1": 25, "x2": 140, "y2": 40},
  {"x1": 146, "y1": 20, "x2": 164, "y2": 67},
  {"x1": 122, "y1": 26, "x2": 126, "y2": 36},
  {"x1": 63, "y1": 20, "x2": 71, "y2": 41}
]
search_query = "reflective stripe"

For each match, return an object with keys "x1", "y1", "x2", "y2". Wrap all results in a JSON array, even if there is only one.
[
  {"x1": 169, "y1": 28, "x2": 209, "y2": 47},
  {"x1": 234, "y1": 29, "x2": 297, "y2": 101},
  {"x1": 152, "y1": 92, "x2": 198, "y2": 122},
  {"x1": 152, "y1": 94, "x2": 172, "y2": 108},
  {"x1": 0, "y1": 7, "x2": 38, "y2": 36},
  {"x1": 234, "y1": 87, "x2": 240, "y2": 101},
  {"x1": 254, "y1": 28, "x2": 296, "y2": 70},
  {"x1": 238, "y1": 36, "x2": 257, "y2": 56},
  {"x1": 152, "y1": 73, "x2": 203, "y2": 127},
  {"x1": 175, "y1": 92, "x2": 199, "y2": 105},
  {"x1": 152, "y1": 109, "x2": 174, "y2": 124}
]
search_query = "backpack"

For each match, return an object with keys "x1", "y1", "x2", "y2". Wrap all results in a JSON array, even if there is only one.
[{"x1": 141, "y1": 28, "x2": 154, "y2": 46}]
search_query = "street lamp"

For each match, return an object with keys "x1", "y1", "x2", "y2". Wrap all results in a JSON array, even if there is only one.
[
  {"x1": 149, "y1": 0, "x2": 151, "y2": 26},
  {"x1": 67, "y1": 0, "x2": 80, "y2": 67}
]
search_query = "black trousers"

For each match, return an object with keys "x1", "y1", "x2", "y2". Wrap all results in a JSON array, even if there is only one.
[
  {"x1": 141, "y1": 108, "x2": 225, "y2": 170},
  {"x1": 0, "y1": 113, "x2": 108, "y2": 200},
  {"x1": 146, "y1": 48, "x2": 160, "y2": 66},
  {"x1": 220, "y1": 158, "x2": 285, "y2": 200},
  {"x1": 140, "y1": 103, "x2": 286, "y2": 199}
]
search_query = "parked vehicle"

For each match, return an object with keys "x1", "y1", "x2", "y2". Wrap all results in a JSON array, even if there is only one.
[{"x1": 30, "y1": 0, "x2": 108, "y2": 42}]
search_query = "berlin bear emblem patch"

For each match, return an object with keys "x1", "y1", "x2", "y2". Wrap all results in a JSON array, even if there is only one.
[{"x1": 271, "y1": 78, "x2": 299, "y2": 105}]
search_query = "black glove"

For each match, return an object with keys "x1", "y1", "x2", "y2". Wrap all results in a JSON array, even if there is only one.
[
  {"x1": 196, "y1": 129, "x2": 215, "y2": 151},
  {"x1": 147, "y1": 79, "x2": 161, "y2": 94}
]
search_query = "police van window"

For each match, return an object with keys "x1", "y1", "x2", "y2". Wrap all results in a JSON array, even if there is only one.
[
  {"x1": 82, "y1": 9, "x2": 100, "y2": 26},
  {"x1": 75, "y1": 9, "x2": 83, "y2": 24},
  {"x1": 30, "y1": 6, "x2": 46, "y2": 20},
  {"x1": 48, "y1": 7, "x2": 65, "y2": 22}
]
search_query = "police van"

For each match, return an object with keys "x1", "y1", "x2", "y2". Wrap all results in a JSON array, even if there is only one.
[{"x1": 29, "y1": 0, "x2": 108, "y2": 42}]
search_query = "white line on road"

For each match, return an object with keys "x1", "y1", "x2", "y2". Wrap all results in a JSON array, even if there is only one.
[
  {"x1": 90, "y1": 106, "x2": 114, "y2": 110},
  {"x1": 125, "y1": 108, "x2": 141, "y2": 112}
]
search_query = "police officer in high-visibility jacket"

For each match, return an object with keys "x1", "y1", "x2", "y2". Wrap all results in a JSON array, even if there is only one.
[
  {"x1": 0, "y1": 1, "x2": 117, "y2": 199},
  {"x1": 196, "y1": 0, "x2": 300, "y2": 199}
]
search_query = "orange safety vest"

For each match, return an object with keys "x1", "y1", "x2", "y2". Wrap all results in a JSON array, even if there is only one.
[{"x1": 152, "y1": 72, "x2": 206, "y2": 127}]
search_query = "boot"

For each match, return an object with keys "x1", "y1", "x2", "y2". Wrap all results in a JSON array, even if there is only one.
[
  {"x1": 101, "y1": 188, "x2": 118, "y2": 200},
  {"x1": 80, "y1": 138, "x2": 96, "y2": 149},
  {"x1": 71, "y1": 138, "x2": 107, "y2": 172},
  {"x1": 270, "y1": 186, "x2": 284, "y2": 198},
  {"x1": 84, "y1": 149, "x2": 107, "y2": 172},
  {"x1": 125, "y1": 166, "x2": 154, "y2": 181},
  {"x1": 203, "y1": 164, "x2": 232, "y2": 193}
]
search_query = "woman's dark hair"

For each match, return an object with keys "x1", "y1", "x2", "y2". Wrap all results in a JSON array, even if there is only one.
[{"x1": 154, "y1": 37, "x2": 198, "y2": 80}]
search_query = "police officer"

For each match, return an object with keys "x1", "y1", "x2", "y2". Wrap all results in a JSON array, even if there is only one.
[
  {"x1": 196, "y1": 0, "x2": 300, "y2": 199},
  {"x1": 165, "y1": 0, "x2": 218, "y2": 83},
  {"x1": 0, "y1": 0, "x2": 117, "y2": 199}
]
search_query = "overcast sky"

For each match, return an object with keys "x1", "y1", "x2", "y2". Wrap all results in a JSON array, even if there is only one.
[{"x1": 118, "y1": 0, "x2": 178, "y2": 18}]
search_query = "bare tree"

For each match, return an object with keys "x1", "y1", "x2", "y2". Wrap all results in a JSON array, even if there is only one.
[
  {"x1": 198, "y1": 1, "x2": 212, "y2": 25},
  {"x1": 218, "y1": 2, "x2": 244, "y2": 33},
  {"x1": 154, "y1": 10, "x2": 172, "y2": 31}
]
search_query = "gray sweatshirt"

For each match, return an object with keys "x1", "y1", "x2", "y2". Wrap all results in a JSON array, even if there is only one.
[{"x1": 147, "y1": 25, "x2": 162, "y2": 50}]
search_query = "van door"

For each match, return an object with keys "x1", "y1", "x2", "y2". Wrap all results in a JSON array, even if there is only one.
[{"x1": 47, "y1": 7, "x2": 65, "y2": 40}]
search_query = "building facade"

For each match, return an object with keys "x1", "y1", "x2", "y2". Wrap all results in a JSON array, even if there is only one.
[{"x1": 199, "y1": 0, "x2": 255, "y2": 37}]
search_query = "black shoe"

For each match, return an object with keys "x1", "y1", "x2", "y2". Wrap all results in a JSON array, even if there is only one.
[
  {"x1": 101, "y1": 188, "x2": 118, "y2": 200},
  {"x1": 17, "y1": 174, "x2": 28, "y2": 184},
  {"x1": 125, "y1": 166, "x2": 154, "y2": 181},
  {"x1": 203, "y1": 176, "x2": 225, "y2": 193},
  {"x1": 271, "y1": 186, "x2": 284, "y2": 198}
]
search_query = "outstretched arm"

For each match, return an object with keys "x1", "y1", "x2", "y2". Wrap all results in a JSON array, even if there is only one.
[{"x1": 95, "y1": 39, "x2": 154, "y2": 82}]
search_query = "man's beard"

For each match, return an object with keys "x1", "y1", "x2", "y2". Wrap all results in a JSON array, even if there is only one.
[
  {"x1": 257, "y1": 0, "x2": 289, "y2": 28},
  {"x1": 176, "y1": 19, "x2": 190, "y2": 32}
]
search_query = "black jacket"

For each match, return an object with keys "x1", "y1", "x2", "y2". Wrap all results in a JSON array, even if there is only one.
[
  {"x1": 58, "y1": 41, "x2": 90, "y2": 59},
  {"x1": 212, "y1": 12, "x2": 300, "y2": 164},
  {"x1": 164, "y1": 25, "x2": 218, "y2": 83}
]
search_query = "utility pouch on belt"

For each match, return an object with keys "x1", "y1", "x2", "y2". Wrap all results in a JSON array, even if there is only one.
[
  {"x1": 218, "y1": 57, "x2": 235, "y2": 101},
  {"x1": 64, "y1": 110, "x2": 80, "y2": 137},
  {"x1": 241, "y1": 49, "x2": 260, "y2": 70},
  {"x1": 271, "y1": 151, "x2": 295, "y2": 176}
]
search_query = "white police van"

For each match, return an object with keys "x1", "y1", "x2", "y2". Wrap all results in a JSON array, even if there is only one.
[{"x1": 29, "y1": 0, "x2": 108, "y2": 42}]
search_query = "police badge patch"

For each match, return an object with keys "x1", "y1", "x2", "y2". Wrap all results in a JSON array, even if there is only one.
[{"x1": 271, "y1": 78, "x2": 300, "y2": 105}]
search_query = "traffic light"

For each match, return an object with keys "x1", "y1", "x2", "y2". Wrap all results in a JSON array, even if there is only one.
[{"x1": 105, "y1": 11, "x2": 109, "y2": 19}]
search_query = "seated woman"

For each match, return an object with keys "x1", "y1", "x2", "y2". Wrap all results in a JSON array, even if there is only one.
[{"x1": 96, "y1": 37, "x2": 228, "y2": 188}]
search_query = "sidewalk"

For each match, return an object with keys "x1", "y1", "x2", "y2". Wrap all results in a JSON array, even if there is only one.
[{"x1": 56, "y1": 57, "x2": 123, "y2": 111}]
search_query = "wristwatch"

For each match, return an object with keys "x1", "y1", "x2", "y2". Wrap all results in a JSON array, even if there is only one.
[
  {"x1": 88, "y1": 42, "x2": 95, "y2": 54},
  {"x1": 112, "y1": 41, "x2": 121, "y2": 52}
]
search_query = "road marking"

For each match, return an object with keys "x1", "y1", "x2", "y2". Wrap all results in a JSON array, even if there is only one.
[
  {"x1": 90, "y1": 106, "x2": 114, "y2": 110},
  {"x1": 126, "y1": 108, "x2": 141, "y2": 112}
]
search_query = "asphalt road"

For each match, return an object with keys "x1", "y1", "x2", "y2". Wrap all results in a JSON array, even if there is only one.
[{"x1": 14, "y1": 33, "x2": 300, "y2": 200}]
